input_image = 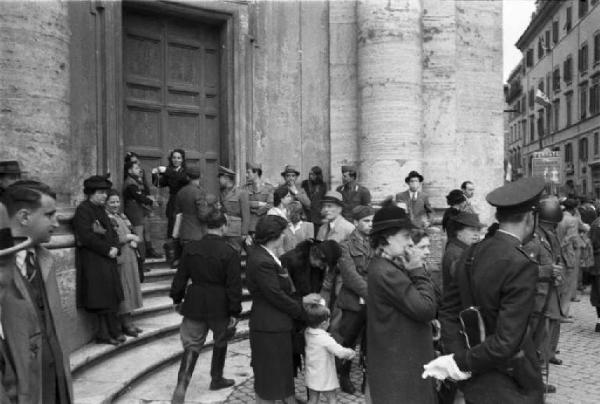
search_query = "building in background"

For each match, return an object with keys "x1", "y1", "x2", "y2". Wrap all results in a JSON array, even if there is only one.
[
  {"x1": 1, "y1": 0, "x2": 503, "y2": 350},
  {"x1": 506, "y1": 0, "x2": 600, "y2": 197}
]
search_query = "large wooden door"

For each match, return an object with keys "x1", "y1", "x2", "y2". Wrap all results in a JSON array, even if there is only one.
[{"x1": 122, "y1": 9, "x2": 222, "y2": 239}]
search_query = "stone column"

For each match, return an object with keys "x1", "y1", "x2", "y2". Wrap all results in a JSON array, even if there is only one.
[
  {"x1": 0, "y1": 0, "x2": 71, "y2": 204},
  {"x1": 357, "y1": 0, "x2": 424, "y2": 201}
]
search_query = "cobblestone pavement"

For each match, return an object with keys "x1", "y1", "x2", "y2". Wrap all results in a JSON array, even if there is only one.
[{"x1": 224, "y1": 292, "x2": 600, "y2": 404}]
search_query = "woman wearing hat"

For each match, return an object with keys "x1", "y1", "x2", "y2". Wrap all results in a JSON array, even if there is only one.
[
  {"x1": 152, "y1": 149, "x2": 188, "y2": 239},
  {"x1": 442, "y1": 189, "x2": 468, "y2": 237},
  {"x1": 246, "y1": 215, "x2": 321, "y2": 403},
  {"x1": 367, "y1": 200, "x2": 438, "y2": 404},
  {"x1": 73, "y1": 175, "x2": 125, "y2": 345}
]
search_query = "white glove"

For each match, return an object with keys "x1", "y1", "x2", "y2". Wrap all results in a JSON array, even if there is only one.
[
  {"x1": 422, "y1": 354, "x2": 471, "y2": 381},
  {"x1": 158, "y1": 166, "x2": 167, "y2": 174}
]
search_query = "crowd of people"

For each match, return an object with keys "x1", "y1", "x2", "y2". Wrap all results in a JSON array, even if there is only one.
[{"x1": 1, "y1": 151, "x2": 600, "y2": 404}]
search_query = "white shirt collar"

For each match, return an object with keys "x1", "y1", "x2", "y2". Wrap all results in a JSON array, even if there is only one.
[
  {"x1": 15, "y1": 248, "x2": 34, "y2": 279},
  {"x1": 261, "y1": 245, "x2": 282, "y2": 267},
  {"x1": 289, "y1": 222, "x2": 302, "y2": 233},
  {"x1": 305, "y1": 327, "x2": 327, "y2": 335}
]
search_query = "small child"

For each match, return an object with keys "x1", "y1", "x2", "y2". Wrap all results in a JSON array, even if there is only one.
[{"x1": 304, "y1": 302, "x2": 356, "y2": 404}]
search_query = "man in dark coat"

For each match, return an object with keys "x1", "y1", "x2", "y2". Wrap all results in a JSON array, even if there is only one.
[
  {"x1": 335, "y1": 205, "x2": 374, "y2": 394},
  {"x1": 395, "y1": 170, "x2": 432, "y2": 228},
  {"x1": 73, "y1": 175, "x2": 124, "y2": 345},
  {"x1": 170, "y1": 208, "x2": 242, "y2": 403},
  {"x1": 430, "y1": 177, "x2": 547, "y2": 404},
  {"x1": 335, "y1": 165, "x2": 371, "y2": 221},
  {"x1": 2, "y1": 181, "x2": 73, "y2": 403},
  {"x1": 173, "y1": 165, "x2": 207, "y2": 243}
]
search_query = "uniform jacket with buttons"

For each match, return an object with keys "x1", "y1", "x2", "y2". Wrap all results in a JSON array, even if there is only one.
[
  {"x1": 245, "y1": 181, "x2": 274, "y2": 232},
  {"x1": 335, "y1": 181, "x2": 371, "y2": 221},
  {"x1": 337, "y1": 229, "x2": 373, "y2": 312},
  {"x1": 170, "y1": 234, "x2": 242, "y2": 320},
  {"x1": 220, "y1": 186, "x2": 250, "y2": 237},
  {"x1": 1, "y1": 246, "x2": 73, "y2": 404}
]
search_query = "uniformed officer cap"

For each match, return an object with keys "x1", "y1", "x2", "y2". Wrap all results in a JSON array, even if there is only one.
[
  {"x1": 186, "y1": 164, "x2": 201, "y2": 179},
  {"x1": 341, "y1": 165, "x2": 356, "y2": 174},
  {"x1": 218, "y1": 166, "x2": 236, "y2": 179},
  {"x1": 485, "y1": 177, "x2": 546, "y2": 214}
]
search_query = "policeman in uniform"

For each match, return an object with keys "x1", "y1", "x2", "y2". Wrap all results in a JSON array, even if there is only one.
[
  {"x1": 522, "y1": 195, "x2": 565, "y2": 393},
  {"x1": 244, "y1": 162, "x2": 273, "y2": 234},
  {"x1": 218, "y1": 166, "x2": 250, "y2": 253},
  {"x1": 336, "y1": 165, "x2": 371, "y2": 221},
  {"x1": 426, "y1": 177, "x2": 546, "y2": 404}
]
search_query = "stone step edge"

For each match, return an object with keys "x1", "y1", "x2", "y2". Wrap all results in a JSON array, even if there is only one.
[
  {"x1": 108, "y1": 328, "x2": 251, "y2": 404},
  {"x1": 72, "y1": 311, "x2": 251, "y2": 378}
]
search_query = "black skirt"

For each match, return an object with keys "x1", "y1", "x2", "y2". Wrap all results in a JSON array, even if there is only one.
[{"x1": 250, "y1": 330, "x2": 294, "y2": 400}]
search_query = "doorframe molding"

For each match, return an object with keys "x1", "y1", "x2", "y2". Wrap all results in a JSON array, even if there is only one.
[{"x1": 93, "y1": 0, "x2": 251, "y2": 187}]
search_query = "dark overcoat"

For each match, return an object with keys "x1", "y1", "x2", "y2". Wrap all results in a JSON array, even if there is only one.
[
  {"x1": 173, "y1": 183, "x2": 207, "y2": 241},
  {"x1": 280, "y1": 247, "x2": 324, "y2": 297},
  {"x1": 395, "y1": 190, "x2": 432, "y2": 228},
  {"x1": 336, "y1": 181, "x2": 371, "y2": 221},
  {"x1": 122, "y1": 175, "x2": 152, "y2": 227},
  {"x1": 73, "y1": 199, "x2": 123, "y2": 310},
  {"x1": 441, "y1": 238, "x2": 468, "y2": 292},
  {"x1": 367, "y1": 256, "x2": 437, "y2": 404},
  {"x1": 337, "y1": 229, "x2": 372, "y2": 312},
  {"x1": 170, "y1": 234, "x2": 242, "y2": 320},
  {"x1": 439, "y1": 231, "x2": 544, "y2": 404}
]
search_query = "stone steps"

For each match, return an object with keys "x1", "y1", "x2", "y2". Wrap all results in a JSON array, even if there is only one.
[
  {"x1": 114, "y1": 338, "x2": 253, "y2": 404},
  {"x1": 71, "y1": 260, "x2": 252, "y2": 403}
]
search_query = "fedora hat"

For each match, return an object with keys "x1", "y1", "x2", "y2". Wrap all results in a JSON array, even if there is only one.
[
  {"x1": 405, "y1": 170, "x2": 424, "y2": 184},
  {"x1": 0, "y1": 161, "x2": 25, "y2": 176},
  {"x1": 321, "y1": 191, "x2": 344, "y2": 207},
  {"x1": 281, "y1": 165, "x2": 300, "y2": 177},
  {"x1": 370, "y1": 201, "x2": 417, "y2": 235},
  {"x1": 450, "y1": 212, "x2": 485, "y2": 229}
]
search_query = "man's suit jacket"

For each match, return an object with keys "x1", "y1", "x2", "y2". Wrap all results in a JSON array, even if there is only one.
[
  {"x1": 395, "y1": 190, "x2": 432, "y2": 228},
  {"x1": 1, "y1": 246, "x2": 73, "y2": 404},
  {"x1": 174, "y1": 183, "x2": 207, "y2": 241}
]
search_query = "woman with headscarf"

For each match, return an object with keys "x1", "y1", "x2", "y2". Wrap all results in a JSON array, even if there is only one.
[
  {"x1": 367, "y1": 199, "x2": 438, "y2": 403},
  {"x1": 246, "y1": 215, "x2": 321, "y2": 403},
  {"x1": 73, "y1": 175, "x2": 125, "y2": 345}
]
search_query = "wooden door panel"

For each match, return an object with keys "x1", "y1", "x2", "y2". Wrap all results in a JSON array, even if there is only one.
[
  {"x1": 124, "y1": 35, "x2": 162, "y2": 81},
  {"x1": 167, "y1": 112, "x2": 199, "y2": 151},
  {"x1": 124, "y1": 107, "x2": 162, "y2": 148}
]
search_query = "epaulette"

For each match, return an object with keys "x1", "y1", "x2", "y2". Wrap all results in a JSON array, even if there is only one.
[{"x1": 517, "y1": 245, "x2": 539, "y2": 264}]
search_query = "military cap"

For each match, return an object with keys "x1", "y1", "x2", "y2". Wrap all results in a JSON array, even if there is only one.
[
  {"x1": 186, "y1": 164, "x2": 201, "y2": 179},
  {"x1": 485, "y1": 177, "x2": 546, "y2": 214},
  {"x1": 446, "y1": 189, "x2": 467, "y2": 206},
  {"x1": 341, "y1": 165, "x2": 357, "y2": 174},
  {"x1": 218, "y1": 166, "x2": 236, "y2": 179},
  {"x1": 450, "y1": 212, "x2": 485, "y2": 228},
  {"x1": 0, "y1": 161, "x2": 25, "y2": 176},
  {"x1": 281, "y1": 165, "x2": 300, "y2": 177},
  {"x1": 352, "y1": 205, "x2": 375, "y2": 221},
  {"x1": 246, "y1": 162, "x2": 262, "y2": 171},
  {"x1": 405, "y1": 170, "x2": 424, "y2": 184},
  {"x1": 321, "y1": 190, "x2": 344, "y2": 207},
  {"x1": 83, "y1": 174, "x2": 112, "y2": 194}
]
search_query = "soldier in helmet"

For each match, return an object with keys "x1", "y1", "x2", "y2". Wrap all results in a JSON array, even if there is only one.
[{"x1": 522, "y1": 195, "x2": 566, "y2": 393}]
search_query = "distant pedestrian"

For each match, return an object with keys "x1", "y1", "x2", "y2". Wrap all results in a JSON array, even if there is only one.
[
  {"x1": 245, "y1": 162, "x2": 274, "y2": 234},
  {"x1": 442, "y1": 189, "x2": 467, "y2": 237},
  {"x1": 302, "y1": 166, "x2": 327, "y2": 232},
  {"x1": 304, "y1": 303, "x2": 356, "y2": 404},
  {"x1": 317, "y1": 191, "x2": 355, "y2": 244},
  {"x1": 173, "y1": 164, "x2": 207, "y2": 244},
  {"x1": 268, "y1": 186, "x2": 293, "y2": 221},
  {"x1": 283, "y1": 201, "x2": 314, "y2": 253},
  {"x1": 589, "y1": 213, "x2": 600, "y2": 332},
  {"x1": 277, "y1": 165, "x2": 311, "y2": 215},
  {"x1": 152, "y1": 149, "x2": 188, "y2": 239},
  {"x1": 335, "y1": 166, "x2": 371, "y2": 222},
  {"x1": 170, "y1": 206, "x2": 242, "y2": 403},
  {"x1": 461, "y1": 180, "x2": 476, "y2": 214},
  {"x1": 219, "y1": 166, "x2": 251, "y2": 253},
  {"x1": 395, "y1": 171, "x2": 432, "y2": 228}
]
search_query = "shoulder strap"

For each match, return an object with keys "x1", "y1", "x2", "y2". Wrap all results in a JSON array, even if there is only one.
[{"x1": 462, "y1": 242, "x2": 480, "y2": 308}]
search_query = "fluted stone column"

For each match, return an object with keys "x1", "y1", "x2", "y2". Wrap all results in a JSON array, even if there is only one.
[
  {"x1": 357, "y1": 0, "x2": 423, "y2": 200},
  {"x1": 0, "y1": 0, "x2": 71, "y2": 203}
]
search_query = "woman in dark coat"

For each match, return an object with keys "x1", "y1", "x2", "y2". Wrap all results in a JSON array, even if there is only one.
[
  {"x1": 73, "y1": 175, "x2": 125, "y2": 345},
  {"x1": 367, "y1": 200, "x2": 438, "y2": 404},
  {"x1": 301, "y1": 166, "x2": 327, "y2": 231},
  {"x1": 152, "y1": 148, "x2": 188, "y2": 238},
  {"x1": 246, "y1": 215, "x2": 321, "y2": 403}
]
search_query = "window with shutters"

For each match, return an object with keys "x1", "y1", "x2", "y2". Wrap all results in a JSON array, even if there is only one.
[
  {"x1": 581, "y1": 85, "x2": 588, "y2": 119},
  {"x1": 526, "y1": 48, "x2": 534, "y2": 67},
  {"x1": 553, "y1": 20, "x2": 559, "y2": 43},
  {"x1": 530, "y1": 115, "x2": 535, "y2": 142},
  {"x1": 594, "y1": 132, "x2": 599, "y2": 156},
  {"x1": 580, "y1": 0, "x2": 588, "y2": 18},
  {"x1": 590, "y1": 79, "x2": 600, "y2": 115},
  {"x1": 529, "y1": 88, "x2": 535, "y2": 109},
  {"x1": 566, "y1": 7, "x2": 573, "y2": 31},
  {"x1": 546, "y1": 106, "x2": 552, "y2": 134},
  {"x1": 522, "y1": 95, "x2": 527, "y2": 113},
  {"x1": 545, "y1": 30, "x2": 551, "y2": 52},
  {"x1": 538, "y1": 110, "x2": 545, "y2": 137},
  {"x1": 580, "y1": 137, "x2": 589, "y2": 162},
  {"x1": 564, "y1": 56, "x2": 573, "y2": 84},
  {"x1": 538, "y1": 79, "x2": 544, "y2": 93},
  {"x1": 579, "y1": 43, "x2": 589, "y2": 74},
  {"x1": 565, "y1": 143, "x2": 573, "y2": 163},
  {"x1": 538, "y1": 38, "x2": 544, "y2": 59},
  {"x1": 553, "y1": 99, "x2": 560, "y2": 131},
  {"x1": 566, "y1": 93, "x2": 573, "y2": 126},
  {"x1": 553, "y1": 67, "x2": 561, "y2": 91},
  {"x1": 594, "y1": 32, "x2": 600, "y2": 64}
]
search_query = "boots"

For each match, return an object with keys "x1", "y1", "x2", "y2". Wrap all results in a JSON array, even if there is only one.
[
  {"x1": 145, "y1": 241, "x2": 162, "y2": 259},
  {"x1": 339, "y1": 360, "x2": 355, "y2": 394},
  {"x1": 172, "y1": 349, "x2": 199, "y2": 404},
  {"x1": 209, "y1": 346, "x2": 235, "y2": 390}
]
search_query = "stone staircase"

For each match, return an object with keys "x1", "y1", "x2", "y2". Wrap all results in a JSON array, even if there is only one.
[{"x1": 71, "y1": 258, "x2": 253, "y2": 404}]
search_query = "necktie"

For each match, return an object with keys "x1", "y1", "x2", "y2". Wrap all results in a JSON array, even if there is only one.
[{"x1": 26, "y1": 250, "x2": 38, "y2": 281}]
